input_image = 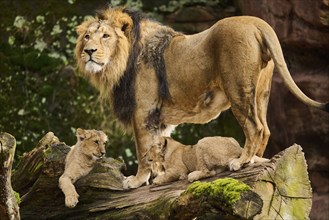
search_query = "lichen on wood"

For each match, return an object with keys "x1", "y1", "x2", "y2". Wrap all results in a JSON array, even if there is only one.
[{"x1": 185, "y1": 178, "x2": 251, "y2": 205}]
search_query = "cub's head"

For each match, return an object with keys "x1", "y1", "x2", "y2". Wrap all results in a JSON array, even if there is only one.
[
  {"x1": 147, "y1": 139, "x2": 167, "y2": 177},
  {"x1": 75, "y1": 7, "x2": 133, "y2": 95},
  {"x1": 76, "y1": 128, "x2": 108, "y2": 160}
]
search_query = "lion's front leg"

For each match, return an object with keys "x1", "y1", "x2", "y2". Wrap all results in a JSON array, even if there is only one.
[
  {"x1": 123, "y1": 114, "x2": 160, "y2": 189},
  {"x1": 59, "y1": 175, "x2": 79, "y2": 208}
]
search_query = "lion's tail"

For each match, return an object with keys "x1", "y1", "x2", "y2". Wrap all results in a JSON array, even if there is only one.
[{"x1": 258, "y1": 23, "x2": 329, "y2": 112}]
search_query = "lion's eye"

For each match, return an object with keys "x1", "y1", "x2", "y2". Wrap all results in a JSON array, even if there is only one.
[
  {"x1": 103, "y1": 34, "x2": 110, "y2": 39},
  {"x1": 84, "y1": 34, "x2": 90, "y2": 40},
  {"x1": 94, "y1": 140, "x2": 99, "y2": 145}
]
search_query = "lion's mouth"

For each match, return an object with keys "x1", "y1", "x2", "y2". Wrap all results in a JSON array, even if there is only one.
[
  {"x1": 92, "y1": 153, "x2": 103, "y2": 160},
  {"x1": 87, "y1": 59, "x2": 104, "y2": 66},
  {"x1": 85, "y1": 60, "x2": 105, "y2": 73}
]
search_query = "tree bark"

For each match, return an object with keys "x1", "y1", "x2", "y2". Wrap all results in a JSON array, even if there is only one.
[
  {"x1": 0, "y1": 132, "x2": 20, "y2": 220},
  {"x1": 10, "y1": 133, "x2": 312, "y2": 220}
]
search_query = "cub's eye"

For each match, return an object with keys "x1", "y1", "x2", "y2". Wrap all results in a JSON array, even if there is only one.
[
  {"x1": 103, "y1": 34, "x2": 110, "y2": 38},
  {"x1": 84, "y1": 34, "x2": 90, "y2": 40},
  {"x1": 94, "y1": 140, "x2": 99, "y2": 145}
]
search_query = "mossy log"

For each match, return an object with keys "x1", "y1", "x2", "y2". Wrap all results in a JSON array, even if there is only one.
[
  {"x1": 0, "y1": 132, "x2": 20, "y2": 220},
  {"x1": 10, "y1": 133, "x2": 312, "y2": 220}
]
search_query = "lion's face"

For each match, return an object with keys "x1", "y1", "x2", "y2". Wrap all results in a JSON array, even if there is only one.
[
  {"x1": 75, "y1": 8, "x2": 133, "y2": 97},
  {"x1": 76, "y1": 128, "x2": 108, "y2": 160},
  {"x1": 77, "y1": 21, "x2": 121, "y2": 74}
]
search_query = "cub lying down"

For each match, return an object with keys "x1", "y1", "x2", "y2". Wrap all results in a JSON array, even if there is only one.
[
  {"x1": 59, "y1": 128, "x2": 108, "y2": 208},
  {"x1": 148, "y1": 136, "x2": 269, "y2": 185}
]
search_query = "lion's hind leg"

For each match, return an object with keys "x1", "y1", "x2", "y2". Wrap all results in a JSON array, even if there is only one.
[
  {"x1": 59, "y1": 175, "x2": 79, "y2": 208},
  {"x1": 255, "y1": 63, "x2": 274, "y2": 157},
  {"x1": 222, "y1": 62, "x2": 266, "y2": 171}
]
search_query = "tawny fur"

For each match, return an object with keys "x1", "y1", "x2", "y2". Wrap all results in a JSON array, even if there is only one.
[
  {"x1": 148, "y1": 137, "x2": 269, "y2": 185},
  {"x1": 59, "y1": 128, "x2": 107, "y2": 208},
  {"x1": 75, "y1": 7, "x2": 328, "y2": 188}
]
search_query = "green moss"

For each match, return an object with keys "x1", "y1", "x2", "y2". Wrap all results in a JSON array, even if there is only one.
[
  {"x1": 13, "y1": 190, "x2": 21, "y2": 205},
  {"x1": 186, "y1": 178, "x2": 251, "y2": 205}
]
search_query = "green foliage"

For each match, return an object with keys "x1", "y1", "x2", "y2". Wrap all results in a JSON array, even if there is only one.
[
  {"x1": 186, "y1": 178, "x2": 251, "y2": 205},
  {"x1": 13, "y1": 190, "x2": 21, "y2": 205},
  {"x1": 0, "y1": 10, "x2": 136, "y2": 173},
  {"x1": 0, "y1": 0, "x2": 241, "y2": 175}
]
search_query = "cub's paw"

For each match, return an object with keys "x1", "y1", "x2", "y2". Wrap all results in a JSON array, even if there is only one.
[
  {"x1": 123, "y1": 174, "x2": 150, "y2": 189},
  {"x1": 188, "y1": 171, "x2": 203, "y2": 182},
  {"x1": 65, "y1": 194, "x2": 79, "y2": 208},
  {"x1": 229, "y1": 158, "x2": 242, "y2": 171},
  {"x1": 153, "y1": 175, "x2": 167, "y2": 185}
]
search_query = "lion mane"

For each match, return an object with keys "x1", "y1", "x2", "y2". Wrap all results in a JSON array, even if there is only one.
[
  {"x1": 75, "y1": 7, "x2": 328, "y2": 188},
  {"x1": 75, "y1": 7, "x2": 176, "y2": 125}
]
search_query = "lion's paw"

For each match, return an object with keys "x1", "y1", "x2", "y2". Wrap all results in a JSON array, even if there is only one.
[
  {"x1": 123, "y1": 173, "x2": 150, "y2": 189},
  {"x1": 229, "y1": 158, "x2": 242, "y2": 171},
  {"x1": 65, "y1": 194, "x2": 79, "y2": 208}
]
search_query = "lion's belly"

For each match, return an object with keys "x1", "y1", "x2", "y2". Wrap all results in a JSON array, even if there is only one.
[{"x1": 161, "y1": 87, "x2": 230, "y2": 125}]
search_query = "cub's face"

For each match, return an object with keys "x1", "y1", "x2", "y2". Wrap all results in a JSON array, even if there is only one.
[
  {"x1": 147, "y1": 144, "x2": 165, "y2": 177},
  {"x1": 75, "y1": 20, "x2": 122, "y2": 74},
  {"x1": 76, "y1": 128, "x2": 108, "y2": 160}
]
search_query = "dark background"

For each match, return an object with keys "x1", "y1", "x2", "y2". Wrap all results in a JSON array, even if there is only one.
[{"x1": 0, "y1": 0, "x2": 328, "y2": 219}]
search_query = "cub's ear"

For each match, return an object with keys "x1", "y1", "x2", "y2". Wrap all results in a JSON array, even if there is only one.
[
  {"x1": 98, "y1": 131, "x2": 108, "y2": 142},
  {"x1": 161, "y1": 139, "x2": 168, "y2": 156},
  {"x1": 76, "y1": 128, "x2": 85, "y2": 141}
]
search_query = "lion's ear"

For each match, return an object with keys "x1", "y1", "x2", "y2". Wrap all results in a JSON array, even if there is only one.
[
  {"x1": 99, "y1": 131, "x2": 108, "y2": 142},
  {"x1": 121, "y1": 23, "x2": 129, "y2": 33},
  {"x1": 116, "y1": 15, "x2": 133, "y2": 37},
  {"x1": 76, "y1": 128, "x2": 85, "y2": 141},
  {"x1": 76, "y1": 24, "x2": 85, "y2": 36},
  {"x1": 76, "y1": 18, "x2": 96, "y2": 36}
]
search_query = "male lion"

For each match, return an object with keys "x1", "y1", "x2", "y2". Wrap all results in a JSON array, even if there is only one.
[
  {"x1": 147, "y1": 136, "x2": 269, "y2": 185},
  {"x1": 75, "y1": 7, "x2": 328, "y2": 188},
  {"x1": 59, "y1": 128, "x2": 108, "y2": 208}
]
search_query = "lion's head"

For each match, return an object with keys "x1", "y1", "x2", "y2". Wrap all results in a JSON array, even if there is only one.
[
  {"x1": 75, "y1": 128, "x2": 108, "y2": 160},
  {"x1": 75, "y1": 7, "x2": 135, "y2": 98}
]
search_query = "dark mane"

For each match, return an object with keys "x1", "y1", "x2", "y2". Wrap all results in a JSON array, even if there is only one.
[
  {"x1": 142, "y1": 28, "x2": 178, "y2": 101},
  {"x1": 111, "y1": 9, "x2": 175, "y2": 126},
  {"x1": 112, "y1": 9, "x2": 144, "y2": 125}
]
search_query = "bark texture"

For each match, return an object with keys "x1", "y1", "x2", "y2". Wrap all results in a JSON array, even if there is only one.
[{"x1": 0, "y1": 133, "x2": 20, "y2": 220}]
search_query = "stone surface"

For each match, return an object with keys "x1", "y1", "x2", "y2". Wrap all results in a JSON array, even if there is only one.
[
  {"x1": 238, "y1": 0, "x2": 329, "y2": 48},
  {"x1": 237, "y1": 1, "x2": 329, "y2": 219}
]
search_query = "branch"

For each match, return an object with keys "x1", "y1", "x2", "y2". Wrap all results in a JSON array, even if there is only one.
[{"x1": 10, "y1": 133, "x2": 312, "y2": 219}]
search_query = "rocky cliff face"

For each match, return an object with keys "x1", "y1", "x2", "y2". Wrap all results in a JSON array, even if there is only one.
[
  {"x1": 165, "y1": 0, "x2": 329, "y2": 219},
  {"x1": 238, "y1": 1, "x2": 329, "y2": 219}
]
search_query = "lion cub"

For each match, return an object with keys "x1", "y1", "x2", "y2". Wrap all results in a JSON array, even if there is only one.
[
  {"x1": 148, "y1": 136, "x2": 269, "y2": 185},
  {"x1": 59, "y1": 128, "x2": 108, "y2": 208}
]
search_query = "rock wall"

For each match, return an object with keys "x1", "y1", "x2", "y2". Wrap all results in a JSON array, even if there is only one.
[
  {"x1": 164, "y1": 1, "x2": 329, "y2": 219},
  {"x1": 238, "y1": 1, "x2": 329, "y2": 219}
]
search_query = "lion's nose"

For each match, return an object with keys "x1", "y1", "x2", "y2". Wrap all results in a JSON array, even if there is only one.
[{"x1": 84, "y1": 48, "x2": 97, "y2": 56}]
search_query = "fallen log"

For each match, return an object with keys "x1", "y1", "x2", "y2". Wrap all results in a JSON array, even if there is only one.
[
  {"x1": 0, "y1": 132, "x2": 20, "y2": 220},
  {"x1": 9, "y1": 132, "x2": 312, "y2": 219}
]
